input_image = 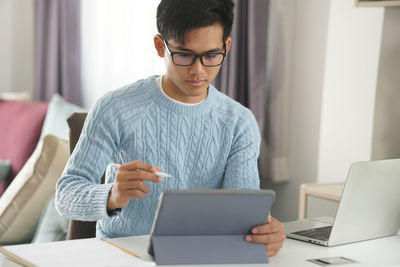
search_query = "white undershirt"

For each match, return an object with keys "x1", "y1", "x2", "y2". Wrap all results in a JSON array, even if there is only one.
[{"x1": 156, "y1": 76, "x2": 205, "y2": 106}]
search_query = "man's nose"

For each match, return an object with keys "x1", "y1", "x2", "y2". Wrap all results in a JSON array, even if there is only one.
[{"x1": 189, "y1": 56, "x2": 205, "y2": 74}]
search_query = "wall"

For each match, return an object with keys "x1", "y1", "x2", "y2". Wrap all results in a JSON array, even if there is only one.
[
  {"x1": 263, "y1": 0, "x2": 385, "y2": 221},
  {"x1": 261, "y1": 0, "x2": 331, "y2": 221},
  {"x1": 371, "y1": 7, "x2": 400, "y2": 160},
  {"x1": 317, "y1": 0, "x2": 384, "y2": 183},
  {"x1": 0, "y1": 0, "x2": 34, "y2": 95}
]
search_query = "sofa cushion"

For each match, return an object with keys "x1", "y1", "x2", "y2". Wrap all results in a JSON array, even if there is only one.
[
  {"x1": 0, "y1": 99, "x2": 48, "y2": 195},
  {"x1": 31, "y1": 194, "x2": 69, "y2": 243},
  {"x1": 0, "y1": 160, "x2": 11, "y2": 182},
  {"x1": 0, "y1": 135, "x2": 69, "y2": 245},
  {"x1": 40, "y1": 94, "x2": 85, "y2": 140}
]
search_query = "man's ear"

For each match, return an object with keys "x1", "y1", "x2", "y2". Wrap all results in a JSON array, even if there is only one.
[
  {"x1": 224, "y1": 36, "x2": 232, "y2": 55},
  {"x1": 154, "y1": 34, "x2": 165, "y2": 58}
]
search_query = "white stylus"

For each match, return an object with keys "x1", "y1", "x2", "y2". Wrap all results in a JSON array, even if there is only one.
[{"x1": 110, "y1": 163, "x2": 172, "y2": 178}]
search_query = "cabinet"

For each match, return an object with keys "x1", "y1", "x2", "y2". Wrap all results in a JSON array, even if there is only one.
[{"x1": 356, "y1": 0, "x2": 400, "y2": 7}]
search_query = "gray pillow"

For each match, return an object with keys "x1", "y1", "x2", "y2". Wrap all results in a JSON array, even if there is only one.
[
  {"x1": 32, "y1": 194, "x2": 69, "y2": 243},
  {"x1": 0, "y1": 160, "x2": 11, "y2": 182},
  {"x1": 40, "y1": 94, "x2": 86, "y2": 140}
]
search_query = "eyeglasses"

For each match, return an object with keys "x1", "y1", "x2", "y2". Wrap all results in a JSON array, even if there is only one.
[{"x1": 163, "y1": 40, "x2": 226, "y2": 67}]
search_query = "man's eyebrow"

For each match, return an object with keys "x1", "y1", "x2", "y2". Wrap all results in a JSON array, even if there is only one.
[{"x1": 175, "y1": 45, "x2": 223, "y2": 53}]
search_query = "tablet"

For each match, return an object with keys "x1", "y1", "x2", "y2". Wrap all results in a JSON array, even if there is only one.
[{"x1": 148, "y1": 189, "x2": 275, "y2": 265}]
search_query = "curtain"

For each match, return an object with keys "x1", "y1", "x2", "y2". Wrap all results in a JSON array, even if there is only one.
[
  {"x1": 34, "y1": 0, "x2": 82, "y2": 106},
  {"x1": 80, "y1": 0, "x2": 164, "y2": 108},
  {"x1": 214, "y1": 0, "x2": 289, "y2": 182},
  {"x1": 214, "y1": 0, "x2": 269, "y2": 134}
]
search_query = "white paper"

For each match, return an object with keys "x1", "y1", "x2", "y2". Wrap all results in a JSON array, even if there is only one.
[{"x1": 4, "y1": 238, "x2": 153, "y2": 267}]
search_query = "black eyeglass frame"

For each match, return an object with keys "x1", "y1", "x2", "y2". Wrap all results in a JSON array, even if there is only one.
[{"x1": 163, "y1": 39, "x2": 227, "y2": 67}]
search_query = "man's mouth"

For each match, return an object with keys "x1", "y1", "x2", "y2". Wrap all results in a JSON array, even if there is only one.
[{"x1": 186, "y1": 79, "x2": 206, "y2": 87}]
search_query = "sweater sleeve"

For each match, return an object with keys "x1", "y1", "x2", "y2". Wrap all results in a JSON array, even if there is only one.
[
  {"x1": 55, "y1": 95, "x2": 120, "y2": 221},
  {"x1": 222, "y1": 111, "x2": 261, "y2": 190}
]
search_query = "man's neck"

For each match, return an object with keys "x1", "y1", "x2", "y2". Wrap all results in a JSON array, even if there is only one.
[{"x1": 161, "y1": 75, "x2": 208, "y2": 104}]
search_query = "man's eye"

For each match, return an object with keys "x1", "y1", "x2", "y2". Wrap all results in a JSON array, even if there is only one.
[
  {"x1": 177, "y1": 54, "x2": 193, "y2": 58},
  {"x1": 205, "y1": 54, "x2": 218, "y2": 59}
]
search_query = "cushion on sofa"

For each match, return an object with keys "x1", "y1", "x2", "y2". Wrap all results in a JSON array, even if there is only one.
[
  {"x1": 0, "y1": 159, "x2": 11, "y2": 182},
  {"x1": 40, "y1": 94, "x2": 86, "y2": 140},
  {"x1": 0, "y1": 135, "x2": 69, "y2": 245},
  {"x1": 0, "y1": 99, "x2": 48, "y2": 195},
  {"x1": 32, "y1": 194, "x2": 69, "y2": 243},
  {"x1": 0, "y1": 160, "x2": 11, "y2": 182}
]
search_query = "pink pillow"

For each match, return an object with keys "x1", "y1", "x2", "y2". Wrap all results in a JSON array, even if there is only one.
[{"x1": 0, "y1": 98, "x2": 48, "y2": 195}]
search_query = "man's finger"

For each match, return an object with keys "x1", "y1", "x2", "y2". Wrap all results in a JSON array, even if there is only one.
[
  {"x1": 118, "y1": 180, "x2": 151, "y2": 194},
  {"x1": 246, "y1": 232, "x2": 286, "y2": 244},
  {"x1": 266, "y1": 242, "x2": 283, "y2": 257},
  {"x1": 252, "y1": 218, "x2": 284, "y2": 234},
  {"x1": 252, "y1": 223, "x2": 281, "y2": 234},
  {"x1": 117, "y1": 169, "x2": 161, "y2": 183},
  {"x1": 119, "y1": 160, "x2": 156, "y2": 172},
  {"x1": 125, "y1": 189, "x2": 146, "y2": 199}
]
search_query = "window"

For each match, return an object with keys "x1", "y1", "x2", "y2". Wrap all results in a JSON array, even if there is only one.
[{"x1": 81, "y1": 0, "x2": 165, "y2": 108}]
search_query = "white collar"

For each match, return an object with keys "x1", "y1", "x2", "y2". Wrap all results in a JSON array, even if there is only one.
[{"x1": 156, "y1": 75, "x2": 205, "y2": 106}]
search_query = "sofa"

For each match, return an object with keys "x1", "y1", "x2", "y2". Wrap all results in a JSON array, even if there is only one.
[{"x1": 0, "y1": 93, "x2": 85, "y2": 245}]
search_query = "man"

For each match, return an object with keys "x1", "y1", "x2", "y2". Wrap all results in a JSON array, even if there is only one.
[{"x1": 56, "y1": 0, "x2": 285, "y2": 257}]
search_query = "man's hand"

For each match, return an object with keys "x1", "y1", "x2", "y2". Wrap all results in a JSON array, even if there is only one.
[
  {"x1": 107, "y1": 160, "x2": 162, "y2": 211},
  {"x1": 245, "y1": 217, "x2": 286, "y2": 257}
]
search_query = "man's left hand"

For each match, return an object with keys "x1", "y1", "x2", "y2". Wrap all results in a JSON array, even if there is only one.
[{"x1": 245, "y1": 217, "x2": 286, "y2": 257}]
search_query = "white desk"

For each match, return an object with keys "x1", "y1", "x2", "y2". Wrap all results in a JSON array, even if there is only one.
[{"x1": 2, "y1": 234, "x2": 400, "y2": 266}]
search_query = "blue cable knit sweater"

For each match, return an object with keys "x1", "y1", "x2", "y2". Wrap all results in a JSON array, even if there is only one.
[{"x1": 55, "y1": 75, "x2": 261, "y2": 239}]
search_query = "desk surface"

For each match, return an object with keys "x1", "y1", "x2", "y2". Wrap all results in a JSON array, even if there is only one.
[{"x1": 3, "y1": 234, "x2": 400, "y2": 266}]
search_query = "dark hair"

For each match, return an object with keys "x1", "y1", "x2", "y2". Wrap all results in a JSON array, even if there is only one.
[{"x1": 157, "y1": 0, "x2": 234, "y2": 44}]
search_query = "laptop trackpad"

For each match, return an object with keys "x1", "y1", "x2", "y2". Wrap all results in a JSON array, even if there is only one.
[{"x1": 284, "y1": 217, "x2": 333, "y2": 234}]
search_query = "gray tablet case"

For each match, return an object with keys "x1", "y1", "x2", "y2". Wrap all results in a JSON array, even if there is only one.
[{"x1": 148, "y1": 190, "x2": 275, "y2": 265}]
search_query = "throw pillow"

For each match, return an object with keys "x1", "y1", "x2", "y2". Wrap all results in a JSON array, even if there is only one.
[
  {"x1": 31, "y1": 194, "x2": 69, "y2": 243},
  {"x1": 0, "y1": 160, "x2": 11, "y2": 182},
  {"x1": 40, "y1": 94, "x2": 86, "y2": 140},
  {"x1": 0, "y1": 99, "x2": 48, "y2": 195},
  {"x1": 0, "y1": 135, "x2": 69, "y2": 245}
]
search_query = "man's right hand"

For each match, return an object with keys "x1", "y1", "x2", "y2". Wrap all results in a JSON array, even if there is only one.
[{"x1": 107, "y1": 160, "x2": 162, "y2": 211}]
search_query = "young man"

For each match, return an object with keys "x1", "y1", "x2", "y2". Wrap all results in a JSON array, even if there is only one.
[{"x1": 56, "y1": 0, "x2": 285, "y2": 257}]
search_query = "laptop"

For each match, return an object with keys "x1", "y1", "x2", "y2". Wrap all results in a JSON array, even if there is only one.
[{"x1": 284, "y1": 158, "x2": 400, "y2": 246}]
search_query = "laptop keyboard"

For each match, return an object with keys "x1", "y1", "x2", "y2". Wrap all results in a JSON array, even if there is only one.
[{"x1": 292, "y1": 226, "x2": 332, "y2": 241}]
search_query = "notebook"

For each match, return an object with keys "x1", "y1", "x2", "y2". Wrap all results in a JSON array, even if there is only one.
[{"x1": 284, "y1": 158, "x2": 400, "y2": 246}]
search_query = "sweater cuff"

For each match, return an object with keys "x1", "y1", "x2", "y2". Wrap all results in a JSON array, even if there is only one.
[
  {"x1": 107, "y1": 208, "x2": 122, "y2": 217},
  {"x1": 96, "y1": 183, "x2": 115, "y2": 219},
  {"x1": 103, "y1": 183, "x2": 122, "y2": 218}
]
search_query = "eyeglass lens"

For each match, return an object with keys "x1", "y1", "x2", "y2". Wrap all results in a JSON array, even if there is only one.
[{"x1": 173, "y1": 53, "x2": 224, "y2": 66}]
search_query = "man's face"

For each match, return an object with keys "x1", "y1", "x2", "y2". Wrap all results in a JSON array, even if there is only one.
[{"x1": 155, "y1": 24, "x2": 231, "y2": 104}]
